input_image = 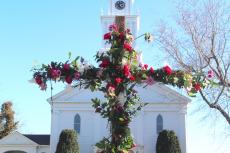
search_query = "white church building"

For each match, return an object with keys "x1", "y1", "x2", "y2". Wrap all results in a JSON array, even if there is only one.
[{"x1": 0, "y1": 1, "x2": 190, "y2": 153}]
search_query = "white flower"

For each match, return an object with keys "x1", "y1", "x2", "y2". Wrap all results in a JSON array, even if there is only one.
[
  {"x1": 144, "y1": 33, "x2": 154, "y2": 43},
  {"x1": 122, "y1": 58, "x2": 128, "y2": 66},
  {"x1": 78, "y1": 64, "x2": 85, "y2": 73}
]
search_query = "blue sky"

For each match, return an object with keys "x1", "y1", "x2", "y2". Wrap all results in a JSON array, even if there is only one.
[{"x1": 0, "y1": 0, "x2": 229, "y2": 153}]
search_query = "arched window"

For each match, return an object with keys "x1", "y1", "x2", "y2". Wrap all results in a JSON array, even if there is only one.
[
  {"x1": 156, "y1": 114, "x2": 163, "y2": 134},
  {"x1": 74, "y1": 114, "x2": 81, "y2": 134}
]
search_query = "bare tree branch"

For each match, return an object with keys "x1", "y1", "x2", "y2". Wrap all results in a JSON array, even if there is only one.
[{"x1": 155, "y1": 0, "x2": 230, "y2": 125}]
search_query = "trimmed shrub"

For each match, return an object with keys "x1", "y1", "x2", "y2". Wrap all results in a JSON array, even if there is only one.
[
  {"x1": 156, "y1": 130, "x2": 181, "y2": 153},
  {"x1": 55, "y1": 129, "x2": 79, "y2": 153}
]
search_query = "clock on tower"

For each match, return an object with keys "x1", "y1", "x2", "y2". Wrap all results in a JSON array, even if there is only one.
[
  {"x1": 110, "y1": 0, "x2": 132, "y2": 15},
  {"x1": 115, "y1": 1, "x2": 126, "y2": 10}
]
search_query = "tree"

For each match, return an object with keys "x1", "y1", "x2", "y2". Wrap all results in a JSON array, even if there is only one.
[
  {"x1": 32, "y1": 17, "x2": 207, "y2": 152},
  {"x1": 55, "y1": 129, "x2": 79, "y2": 153},
  {"x1": 155, "y1": 0, "x2": 230, "y2": 124},
  {"x1": 156, "y1": 130, "x2": 181, "y2": 153},
  {"x1": 0, "y1": 102, "x2": 18, "y2": 139}
]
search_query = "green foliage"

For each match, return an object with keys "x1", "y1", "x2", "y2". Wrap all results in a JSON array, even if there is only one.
[
  {"x1": 96, "y1": 129, "x2": 134, "y2": 153},
  {"x1": 0, "y1": 102, "x2": 18, "y2": 139},
  {"x1": 156, "y1": 130, "x2": 181, "y2": 153},
  {"x1": 55, "y1": 129, "x2": 79, "y2": 153}
]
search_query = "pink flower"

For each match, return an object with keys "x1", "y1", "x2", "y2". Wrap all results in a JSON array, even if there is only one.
[
  {"x1": 109, "y1": 24, "x2": 118, "y2": 31},
  {"x1": 123, "y1": 43, "x2": 132, "y2": 52},
  {"x1": 132, "y1": 143, "x2": 137, "y2": 148},
  {"x1": 104, "y1": 33, "x2": 111, "y2": 40},
  {"x1": 143, "y1": 64, "x2": 148, "y2": 70},
  {"x1": 40, "y1": 83, "x2": 47, "y2": 91},
  {"x1": 145, "y1": 77, "x2": 155, "y2": 86},
  {"x1": 107, "y1": 83, "x2": 116, "y2": 97},
  {"x1": 74, "y1": 72, "x2": 81, "y2": 80},
  {"x1": 50, "y1": 69, "x2": 61, "y2": 79},
  {"x1": 163, "y1": 65, "x2": 172, "y2": 75},
  {"x1": 207, "y1": 70, "x2": 214, "y2": 78}
]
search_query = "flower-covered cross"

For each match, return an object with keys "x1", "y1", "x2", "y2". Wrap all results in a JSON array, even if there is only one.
[{"x1": 32, "y1": 16, "x2": 209, "y2": 153}]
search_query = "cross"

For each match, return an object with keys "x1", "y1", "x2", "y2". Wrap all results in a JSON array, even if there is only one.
[{"x1": 32, "y1": 16, "x2": 205, "y2": 153}]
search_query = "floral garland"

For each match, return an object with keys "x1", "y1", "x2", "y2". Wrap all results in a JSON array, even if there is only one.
[{"x1": 32, "y1": 23, "x2": 212, "y2": 153}]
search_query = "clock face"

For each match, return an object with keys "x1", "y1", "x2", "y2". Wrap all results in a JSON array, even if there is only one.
[{"x1": 115, "y1": 1, "x2": 126, "y2": 10}]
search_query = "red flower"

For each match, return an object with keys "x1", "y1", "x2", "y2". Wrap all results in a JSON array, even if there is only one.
[
  {"x1": 123, "y1": 43, "x2": 132, "y2": 52},
  {"x1": 104, "y1": 33, "x2": 111, "y2": 40},
  {"x1": 35, "y1": 75, "x2": 43, "y2": 85},
  {"x1": 65, "y1": 76, "x2": 73, "y2": 84},
  {"x1": 99, "y1": 59, "x2": 110, "y2": 68},
  {"x1": 115, "y1": 77, "x2": 122, "y2": 84},
  {"x1": 163, "y1": 65, "x2": 172, "y2": 75},
  {"x1": 130, "y1": 75, "x2": 135, "y2": 81},
  {"x1": 63, "y1": 63, "x2": 70, "y2": 71},
  {"x1": 119, "y1": 32, "x2": 125, "y2": 40},
  {"x1": 123, "y1": 64, "x2": 130, "y2": 77},
  {"x1": 194, "y1": 83, "x2": 201, "y2": 91},
  {"x1": 150, "y1": 67, "x2": 154, "y2": 74},
  {"x1": 143, "y1": 64, "x2": 148, "y2": 70}
]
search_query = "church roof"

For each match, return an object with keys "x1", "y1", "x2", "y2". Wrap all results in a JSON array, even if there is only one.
[
  {"x1": 0, "y1": 131, "x2": 50, "y2": 146},
  {"x1": 23, "y1": 134, "x2": 50, "y2": 145},
  {"x1": 48, "y1": 83, "x2": 191, "y2": 104}
]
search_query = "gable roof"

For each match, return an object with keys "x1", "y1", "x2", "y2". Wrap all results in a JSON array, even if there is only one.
[
  {"x1": 48, "y1": 83, "x2": 191, "y2": 104},
  {"x1": 23, "y1": 134, "x2": 50, "y2": 145},
  {"x1": 0, "y1": 132, "x2": 50, "y2": 146},
  {"x1": 0, "y1": 131, "x2": 37, "y2": 145}
]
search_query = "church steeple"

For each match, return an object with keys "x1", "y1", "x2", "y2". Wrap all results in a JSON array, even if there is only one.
[{"x1": 101, "y1": 0, "x2": 139, "y2": 46}]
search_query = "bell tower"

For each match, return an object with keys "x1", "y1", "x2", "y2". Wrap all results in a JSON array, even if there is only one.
[{"x1": 101, "y1": 0, "x2": 139, "y2": 42}]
